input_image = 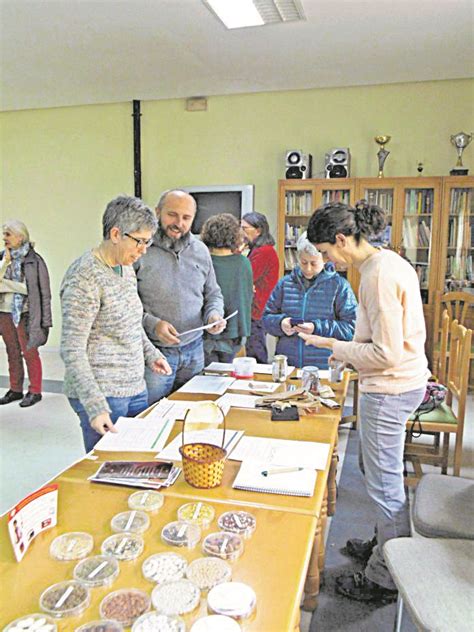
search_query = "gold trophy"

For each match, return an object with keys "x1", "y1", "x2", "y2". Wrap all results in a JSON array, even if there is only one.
[
  {"x1": 450, "y1": 132, "x2": 472, "y2": 176},
  {"x1": 374, "y1": 135, "x2": 391, "y2": 177}
]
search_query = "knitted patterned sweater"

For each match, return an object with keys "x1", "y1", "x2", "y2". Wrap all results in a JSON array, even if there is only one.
[{"x1": 60, "y1": 251, "x2": 164, "y2": 420}]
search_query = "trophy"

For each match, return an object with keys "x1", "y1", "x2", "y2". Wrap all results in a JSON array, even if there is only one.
[
  {"x1": 450, "y1": 132, "x2": 472, "y2": 176},
  {"x1": 374, "y1": 135, "x2": 391, "y2": 178}
]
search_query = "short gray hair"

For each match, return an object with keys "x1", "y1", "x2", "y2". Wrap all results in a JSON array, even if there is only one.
[
  {"x1": 156, "y1": 189, "x2": 196, "y2": 212},
  {"x1": 102, "y1": 196, "x2": 158, "y2": 240},
  {"x1": 2, "y1": 219, "x2": 30, "y2": 244},
  {"x1": 296, "y1": 231, "x2": 321, "y2": 258}
]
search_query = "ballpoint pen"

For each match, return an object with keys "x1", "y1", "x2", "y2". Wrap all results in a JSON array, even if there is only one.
[{"x1": 261, "y1": 467, "x2": 304, "y2": 477}]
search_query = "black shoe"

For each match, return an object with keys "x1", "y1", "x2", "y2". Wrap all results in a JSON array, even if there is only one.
[
  {"x1": 335, "y1": 570, "x2": 398, "y2": 603},
  {"x1": 343, "y1": 535, "x2": 377, "y2": 563},
  {"x1": 19, "y1": 392, "x2": 42, "y2": 408},
  {"x1": 0, "y1": 390, "x2": 23, "y2": 405}
]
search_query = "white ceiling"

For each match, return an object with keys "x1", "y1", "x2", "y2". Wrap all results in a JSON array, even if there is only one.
[{"x1": 1, "y1": 0, "x2": 473, "y2": 112}]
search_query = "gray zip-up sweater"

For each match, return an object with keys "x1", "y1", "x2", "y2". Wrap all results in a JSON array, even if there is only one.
[
  {"x1": 60, "y1": 251, "x2": 164, "y2": 420},
  {"x1": 135, "y1": 231, "x2": 224, "y2": 348}
]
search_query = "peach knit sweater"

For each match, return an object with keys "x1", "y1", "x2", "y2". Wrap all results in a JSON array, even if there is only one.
[{"x1": 332, "y1": 249, "x2": 430, "y2": 394}]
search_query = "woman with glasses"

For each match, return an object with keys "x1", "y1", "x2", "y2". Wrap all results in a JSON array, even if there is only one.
[
  {"x1": 60, "y1": 195, "x2": 171, "y2": 452},
  {"x1": 0, "y1": 220, "x2": 52, "y2": 408}
]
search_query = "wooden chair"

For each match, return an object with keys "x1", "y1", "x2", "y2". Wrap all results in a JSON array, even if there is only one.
[
  {"x1": 405, "y1": 320, "x2": 472, "y2": 479},
  {"x1": 436, "y1": 309, "x2": 450, "y2": 384}
]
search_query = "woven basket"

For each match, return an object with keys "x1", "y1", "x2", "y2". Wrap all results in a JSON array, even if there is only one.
[{"x1": 179, "y1": 404, "x2": 227, "y2": 489}]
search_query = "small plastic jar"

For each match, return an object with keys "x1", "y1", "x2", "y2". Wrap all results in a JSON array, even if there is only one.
[
  {"x1": 177, "y1": 502, "x2": 215, "y2": 528},
  {"x1": 151, "y1": 580, "x2": 201, "y2": 616},
  {"x1": 142, "y1": 552, "x2": 188, "y2": 584},
  {"x1": 4, "y1": 614, "x2": 57, "y2": 632},
  {"x1": 161, "y1": 521, "x2": 201, "y2": 549},
  {"x1": 185, "y1": 557, "x2": 232, "y2": 591},
  {"x1": 128, "y1": 490, "x2": 164, "y2": 513},
  {"x1": 217, "y1": 511, "x2": 256, "y2": 539},
  {"x1": 190, "y1": 615, "x2": 241, "y2": 632},
  {"x1": 49, "y1": 532, "x2": 94, "y2": 561},
  {"x1": 39, "y1": 580, "x2": 90, "y2": 619},
  {"x1": 202, "y1": 532, "x2": 244, "y2": 561},
  {"x1": 232, "y1": 357, "x2": 257, "y2": 379},
  {"x1": 101, "y1": 532, "x2": 144, "y2": 561},
  {"x1": 207, "y1": 582, "x2": 256, "y2": 620},
  {"x1": 111, "y1": 510, "x2": 150, "y2": 534},
  {"x1": 73, "y1": 555, "x2": 119, "y2": 588},
  {"x1": 99, "y1": 589, "x2": 150, "y2": 628},
  {"x1": 131, "y1": 612, "x2": 185, "y2": 632},
  {"x1": 75, "y1": 621, "x2": 124, "y2": 632}
]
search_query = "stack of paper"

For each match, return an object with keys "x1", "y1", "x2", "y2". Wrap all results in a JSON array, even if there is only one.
[
  {"x1": 89, "y1": 461, "x2": 181, "y2": 490},
  {"x1": 205, "y1": 362, "x2": 295, "y2": 377},
  {"x1": 94, "y1": 416, "x2": 174, "y2": 452},
  {"x1": 216, "y1": 393, "x2": 260, "y2": 410},
  {"x1": 229, "y1": 436, "x2": 330, "y2": 471},
  {"x1": 176, "y1": 375, "x2": 236, "y2": 395}
]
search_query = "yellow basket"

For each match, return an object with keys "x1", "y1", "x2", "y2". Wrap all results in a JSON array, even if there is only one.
[{"x1": 179, "y1": 404, "x2": 227, "y2": 489}]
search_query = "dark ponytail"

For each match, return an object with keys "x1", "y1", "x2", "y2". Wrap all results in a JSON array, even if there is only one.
[{"x1": 307, "y1": 200, "x2": 386, "y2": 245}]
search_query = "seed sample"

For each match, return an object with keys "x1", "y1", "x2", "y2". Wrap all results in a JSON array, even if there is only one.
[
  {"x1": 142, "y1": 552, "x2": 188, "y2": 584},
  {"x1": 99, "y1": 589, "x2": 150, "y2": 628},
  {"x1": 177, "y1": 502, "x2": 215, "y2": 528},
  {"x1": 151, "y1": 579, "x2": 201, "y2": 616},
  {"x1": 110, "y1": 510, "x2": 150, "y2": 534},
  {"x1": 131, "y1": 612, "x2": 185, "y2": 632},
  {"x1": 101, "y1": 532, "x2": 144, "y2": 561},
  {"x1": 49, "y1": 532, "x2": 94, "y2": 561},
  {"x1": 75, "y1": 620, "x2": 124, "y2": 632},
  {"x1": 4, "y1": 614, "x2": 57, "y2": 632},
  {"x1": 39, "y1": 580, "x2": 90, "y2": 618},
  {"x1": 190, "y1": 615, "x2": 241, "y2": 632},
  {"x1": 202, "y1": 532, "x2": 244, "y2": 561},
  {"x1": 161, "y1": 521, "x2": 201, "y2": 549},
  {"x1": 185, "y1": 557, "x2": 231, "y2": 591},
  {"x1": 217, "y1": 511, "x2": 256, "y2": 538},
  {"x1": 207, "y1": 582, "x2": 256, "y2": 620},
  {"x1": 128, "y1": 491, "x2": 164, "y2": 513},
  {"x1": 73, "y1": 555, "x2": 119, "y2": 587}
]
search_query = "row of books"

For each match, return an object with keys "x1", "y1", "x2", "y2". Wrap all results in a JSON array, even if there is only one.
[
  {"x1": 446, "y1": 217, "x2": 473, "y2": 249},
  {"x1": 284, "y1": 223, "x2": 307, "y2": 246},
  {"x1": 365, "y1": 189, "x2": 394, "y2": 213},
  {"x1": 446, "y1": 254, "x2": 473, "y2": 281},
  {"x1": 322, "y1": 189, "x2": 350, "y2": 205},
  {"x1": 405, "y1": 189, "x2": 433, "y2": 215},
  {"x1": 284, "y1": 247, "x2": 298, "y2": 270},
  {"x1": 449, "y1": 188, "x2": 473, "y2": 216},
  {"x1": 403, "y1": 218, "x2": 432, "y2": 248},
  {"x1": 285, "y1": 191, "x2": 313, "y2": 215}
]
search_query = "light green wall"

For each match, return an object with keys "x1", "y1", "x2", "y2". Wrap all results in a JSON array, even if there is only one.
[{"x1": 1, "y1": 78, "x2": 473, "y2": 346}]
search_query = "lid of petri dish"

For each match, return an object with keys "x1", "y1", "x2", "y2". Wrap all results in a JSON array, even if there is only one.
[
  {"x1": 207, "y1": 582, "x2": 256, "y2": 620},
  {"x1": 128, "y1": 490, "x2": 164, "y2": 513},
  {"x1": 142, "y1": 552, "x2": 188, "y2": 584},
  {"x1": 151, "y1": 579, "x2": 201, "y2": 616},
  {"x1": 131, "y1": 612, "x2": 185, "y2": 632},
  {"x1": 73, "y1": 555, "x2": 119, "y2": 587},
  {"x1": 101, "y1": 532, "x2": 144, "y2": 561},
  {"x1": 49, "y1": 532, "x2": 94, "y2": 561},
  {"x1": 202, "y1": 532, "x2": 244, "y2": 561},
  {"x1": 110, "y1": 510, "x2": 150, "y2": 534},
  {"x1": 4, "y1": 614, "x2": 58, "y2": 632},
  {"x1": 75, "y1": 620, "x2": 124, "y2": 632},
  {"x1": 161, "y1": 521, "x2": 201, "y2": 549},
  {"x1": 39, "y1": 580, "x2": 90, "y2": 618},
  {"x1": 99, "y1": 589, "x2": 150, "y2": 628},
  {"x1": 190, "y1": 615, "x2": 241, "y2": 632},
  {"x1": 185, "y1": 557, "x2": 232, "y2": 591},
  {"x1": 217, "y1": 511, "x2": 256, "y2": 538},
  {"x1": 177, "y1": 502, "x2": 215, "y2": 528}
]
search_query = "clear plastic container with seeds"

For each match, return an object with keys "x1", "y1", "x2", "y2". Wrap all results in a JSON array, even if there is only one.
[
  {"x1": 177, "y1": 502, "x2": 215, "y2": 529},
  {"x1": 49, "y1": 531, "x2": 94, "y2": 561},
  {"x1": 73, "y1": 554, "x2": 119, "y2": 587},
  {"x1": 217, "y1": 510, "x2": 256, "y2": 539},
  {"x1": 207, "y1": 582, "x2": 256, "y2": 620},
  {"x1": 39, "y1": 580, "x2": 90, "y2": 618},
  {"x1": 185, "y1": 557, "x2": 232, "y2": 591},
  {"x1": 190, "y1": 615, "x2": 242, "y2": 632},
  {"x1": 110, "y1": 510, "x2": 150, "y2": 534},
  {"x1": 142, "y1": 552, "x2": 188, "y2": 584},
  {"x1": 75, "y1": 620, "x2": 124, "y2": 632},
  {"x1": 161, "y1": 520, "x2": 201, "y2": 549},
  {"x1": 99, "y1": 589, "x2": 150, "y2": 628},
  {"x1": 151, "y1": 579, "x2": 201, "y2": 616},
  {"x1": 202, "y1": 532, "x2": 244, "y2": 561},
  {"x1": 101, "y1": 532, "x2": 144, "y2": 561},
  {"x1": 128, "y1": 490, "x2": 164, "y2": 513},
  {"x1": 4, "y1": 614, "x2": 57, "y2": 632},
  {"x1": 131, "y1": 612, "x2": 186, "y2": 632}
]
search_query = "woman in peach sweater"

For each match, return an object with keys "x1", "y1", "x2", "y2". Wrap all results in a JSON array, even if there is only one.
[{"x1": 301, "y1": 200, "x2": 429, "y2": 604}]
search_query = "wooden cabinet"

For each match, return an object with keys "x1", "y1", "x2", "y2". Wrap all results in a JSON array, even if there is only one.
[{"x1": 277, "y1": 176, "x2": 474, "y2": 358}]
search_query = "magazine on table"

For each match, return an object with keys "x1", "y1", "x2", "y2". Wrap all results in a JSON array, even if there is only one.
[{"x1": 89, "y1": 460, "x2": 181, "y2": 489}]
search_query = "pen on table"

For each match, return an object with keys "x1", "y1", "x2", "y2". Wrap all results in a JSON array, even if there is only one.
[{"x1": 261, "y1": 467, "x2": 304, "y2": 477}]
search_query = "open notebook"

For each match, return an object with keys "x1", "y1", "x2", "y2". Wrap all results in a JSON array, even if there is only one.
[{"x1": 232, "y1": 461, "x2": 317, "y2": 497}]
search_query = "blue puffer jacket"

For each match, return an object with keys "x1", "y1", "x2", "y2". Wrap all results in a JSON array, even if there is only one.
[{"x1": 262, "y1": 265, "x2": 357, "y2": 369}]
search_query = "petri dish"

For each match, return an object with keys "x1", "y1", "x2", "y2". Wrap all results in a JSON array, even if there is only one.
[
  {"x1": 177, "y1": 502, "x2": 215, "y2": 529},
  {"x1": 4, "y1": 614, "x2": 57, "y2": 632},
  {"x1": 110, "y1": 510, "x2": 150, "y2": 534},
  {"x1": 202, "y1": 532, "x2": 244, "y2": 561},
  {"x1": 39, "y1": 580, "x2": 90, "y2": 619},
  {"x1": 142, "y1": 552, "x2": 188, "y2": 584},
  {"x1": 207, "y1": 582, "x2": 256, "y2": 620},
  {"x1": 101, "y1": 532, "x2": 144, "y2": 561},
  {"x1": 73, "y1": 555, "x2": 119, "y2": 588},
  {"x1": 75, "y1": 621, "x2": 124, "y2": 632},
  {"x1": 49, "y1": 532, "x2": 94, "y2": 561},
  {"x1": 151, "y1": 579, "x2": 201, "y2": 616},
  {"x1": 131, "y1": 612, "x2": 185, "y2": 632},
  {"x1": 128, "y1": 490, "x2": 164, "y2": 513},
  {"x1": 100, "y1": 589, "x2": 150, "y2": 628},
  {"x1": 217, "y1": 511, "x2": 256, "y2": 539},
  {"x1": 190, "y1": 615, "x2": 241, "y2": 632},
  {"x1": 161, "y1": 521, "x2": 201, "y2": 549},
  {"x1": 185, "y1": 557, "x2": 232, "y2": 591}
]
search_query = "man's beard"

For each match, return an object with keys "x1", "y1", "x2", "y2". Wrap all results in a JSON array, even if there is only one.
[{"x1": 158, "y1": 222, "x2": 189, "y2": 249}]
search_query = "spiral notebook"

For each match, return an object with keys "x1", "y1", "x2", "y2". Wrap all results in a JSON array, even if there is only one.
[{"x1": 232, "y1": 460, "x2": 317, "y2": 497}]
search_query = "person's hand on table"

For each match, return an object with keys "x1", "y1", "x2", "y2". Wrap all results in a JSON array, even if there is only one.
[
  {"x1": 155, "y1": 320, "x2": 180, "y2": 345},
  {"x1": 207, "y1": 313, "x2": 226, "y2": 335},
  {"x1": 151, "y1": 358, "x2": 172, "y2": 375},
  {"x1": 91, "y1": 412, "x2": 117, "y2": 436}
]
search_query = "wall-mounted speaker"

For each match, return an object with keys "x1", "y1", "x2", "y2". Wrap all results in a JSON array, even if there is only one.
[
  {"x1": 285, "y1": 150, "x2": 312, "y2": 179},
  {"x1": 325, "y1": 148, "x2": 350, "y2": 178}
]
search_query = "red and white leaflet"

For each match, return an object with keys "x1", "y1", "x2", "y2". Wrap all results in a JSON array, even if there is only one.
[{"x1": 8, "y1": 484, "x2": 58, "y2": 562}]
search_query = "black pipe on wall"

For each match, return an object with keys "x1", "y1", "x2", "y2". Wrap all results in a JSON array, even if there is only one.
[{"x1": 132, "y1": 100, "x2": 142, "y2": 198}]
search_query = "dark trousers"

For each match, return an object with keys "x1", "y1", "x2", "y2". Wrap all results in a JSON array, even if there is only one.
[
  {"x1": 246, "y1": 318, "x2": 268, "y2": 364},
  {"x1": 0, "y1": 312, "x2": 42, "y2": 394}
]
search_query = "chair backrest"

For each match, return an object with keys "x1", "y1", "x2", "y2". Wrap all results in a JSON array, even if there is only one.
[
  {"x1": 446, "y1": 321, "x2": 472, "y2": 429},
  {"x1": 437, "y1": 309, "x2": 451, "y2": 384},
  {"x1": 440, "y1": 291, "x2": 474, "y2": 327}
]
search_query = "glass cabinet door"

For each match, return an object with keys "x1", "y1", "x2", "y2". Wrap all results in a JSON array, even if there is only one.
[
  {"x1": 444, "y1": 187, "x2": 473, "y2": 292},
  {"x1": 282, "y1": 188, "x2": 314, "y2": 272},
  {"x1": 320, "y1": 187, "x2": 352, "y2": 205},
  {"x1": 363, "y1": 187, "x2": 394, "y2": 247}
]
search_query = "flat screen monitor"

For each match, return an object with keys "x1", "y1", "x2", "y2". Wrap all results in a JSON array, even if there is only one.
[{"x1": 181, "y1": 184, "x2": 254, "y2": 234}]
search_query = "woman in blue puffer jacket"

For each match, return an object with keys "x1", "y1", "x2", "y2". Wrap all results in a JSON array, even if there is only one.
[{"x1": 262, "y1": 232, "x2": 357, "y2": 368}]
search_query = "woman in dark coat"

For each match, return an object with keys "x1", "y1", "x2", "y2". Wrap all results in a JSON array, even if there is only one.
[{"x1": 0, "y1": 220, "x2": 52, "y2": 407}]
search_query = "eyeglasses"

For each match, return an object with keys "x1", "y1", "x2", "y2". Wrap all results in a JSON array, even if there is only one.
[{"x1": 124, "y1": 233, "x2": 154, "y2": 248}]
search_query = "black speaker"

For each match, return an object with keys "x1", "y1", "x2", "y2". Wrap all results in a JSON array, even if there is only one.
[
  {"x1": 325, "y1": 148, "x2": 350, "y2": 178},
  {"x1": 285, "y1": 150, "x2": 312, "y2": 179}
]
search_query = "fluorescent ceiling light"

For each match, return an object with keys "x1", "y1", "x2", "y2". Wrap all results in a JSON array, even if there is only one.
[{"x1": 205, "y1": 0, "x2": 264, "y2": 29}]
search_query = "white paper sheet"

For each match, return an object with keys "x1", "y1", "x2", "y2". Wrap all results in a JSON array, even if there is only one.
[
  {"x1": 228, "y1": 436, "x2": 331, "y2": 471},
  {"x1": 177, "y1": 310, "x2": 238, "y2": 337},
  {"x1": 205, "y1": 361, "x2": 295, "y2": 377},
  {"x1": 143, "y1": 398, "x2": 202, "y2": 422},
  {"x1": 157, "y1": 429, "x2": 244, "y2": 462},
  {"x1": 216, "y1": 393, "x2": 261, "y2": 410},
  {"x1": 177, "y1": 375, "x2": 236, "y2": 395},
  {"x1": 228, "y1": 380, "x2": 281, "y2": 393},
  {"x1": 94, "y1": 416, "x2": 174, "y2": 452}
]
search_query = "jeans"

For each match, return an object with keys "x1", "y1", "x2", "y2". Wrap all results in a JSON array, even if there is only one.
[
  {"x1": 358, "y1": 387, "x2": 426, "y2": 589},
  {"x1": 246, "y1": 319, "x2": 268, "y2": 364},
  {"x1": 69, "y1": 389, "x2": 149, "y2": 453},
  {"x1": 0, "y1": 313, "x2": 42, "y2": 394},
  {"x1": 145, "y1": 337, "x2": 204, "y2": 405}
]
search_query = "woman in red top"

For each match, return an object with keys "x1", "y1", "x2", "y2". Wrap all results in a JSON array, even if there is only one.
[{"x1": 241, "y1": 212, "x2": 279, "y2": 363}]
